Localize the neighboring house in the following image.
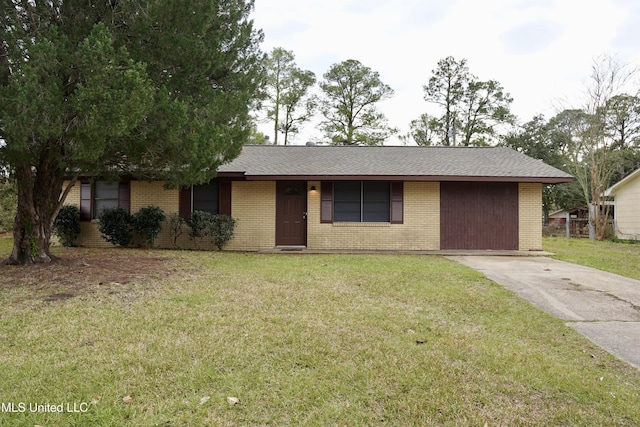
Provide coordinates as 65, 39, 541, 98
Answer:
65, 145, 573, 251
605, 167, 640, 240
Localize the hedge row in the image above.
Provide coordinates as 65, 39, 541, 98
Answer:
53, 206, 235, 250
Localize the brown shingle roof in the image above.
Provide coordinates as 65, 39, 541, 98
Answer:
218, 145, 573, 183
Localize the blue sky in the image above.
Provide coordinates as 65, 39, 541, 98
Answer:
251, 0, 640, 144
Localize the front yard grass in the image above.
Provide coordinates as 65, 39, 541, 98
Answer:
1, 243, 639, 425
544, 236, 640, 280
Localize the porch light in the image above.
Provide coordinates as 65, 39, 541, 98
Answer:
309, 185, 317, 192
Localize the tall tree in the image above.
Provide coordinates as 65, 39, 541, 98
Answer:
605, 94, 640, 150
569, 55, 637, 240
502, 114, 581, 222
401, 113, 439, 146
603, 94, 640, 182
545, 110, 590, 210
423, 56, 514, 146
0, 0, 264, 264
264, 48, 294, 145
278, 68, 317, 145
458, 79, 514, 146
319, 59, 396, 145
264, 48, 316, 145
423, 56, 469, 146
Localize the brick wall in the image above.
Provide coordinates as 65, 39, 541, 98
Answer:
130, 181, 179, 249
307, 181, 440, 250
64, 180, 81, 209
518, 182, 543, 251
63, 179, 542, 252
64, 180, 182, 248
224, 181, 276, 251
63, 180, 277, 250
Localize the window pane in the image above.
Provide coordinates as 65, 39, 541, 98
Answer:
335, 201, 361, 222
193, 181, 219, 214
334, 181, 361, 222
94, 181, 119, 218
95, 199, 118, 218
95, 181, 119, 200
363, 181, 390, 222
363, 202, 390, 222
284, 186, 300, 195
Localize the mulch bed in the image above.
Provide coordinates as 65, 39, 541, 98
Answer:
0, 245, 175, 297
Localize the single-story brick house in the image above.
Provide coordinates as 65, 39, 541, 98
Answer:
605, 167, 640, 240
65, 145, 573, 251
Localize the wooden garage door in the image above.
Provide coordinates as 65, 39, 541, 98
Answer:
440, 182, 518, 250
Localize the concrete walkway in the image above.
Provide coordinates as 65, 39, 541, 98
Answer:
261, 247, 553, 256
448, 256, 640, 369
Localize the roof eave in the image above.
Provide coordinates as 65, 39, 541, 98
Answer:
216, 172, 247, 180
605, 167, 640, 196
233, 174, 574, 184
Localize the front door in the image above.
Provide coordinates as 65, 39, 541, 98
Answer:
276, 181, 307, 246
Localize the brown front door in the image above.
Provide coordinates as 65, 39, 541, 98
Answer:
276, 181, 307, 246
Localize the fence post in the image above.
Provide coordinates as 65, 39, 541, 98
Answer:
588, 203, 595, 240
566, 212, 570, 238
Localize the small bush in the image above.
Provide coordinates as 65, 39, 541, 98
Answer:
186, 211, 236, 250
133, 205, 165, 247
187, 210, 214, 249
168, 213, 186, 249
211, 214, 236, 250
98, 207, 133, 247
53, 205, 81, 247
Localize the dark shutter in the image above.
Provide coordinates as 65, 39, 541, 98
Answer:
80, 182, 92, 221
391, 181, 403, 224
219, 182, 232, 215
118, 181, 130, 212
179, 187, 192, 220
320, 181, 333, 223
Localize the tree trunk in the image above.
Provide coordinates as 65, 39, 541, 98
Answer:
7, 161, 66, 265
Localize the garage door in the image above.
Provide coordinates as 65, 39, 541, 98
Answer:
440, 182, 518, 250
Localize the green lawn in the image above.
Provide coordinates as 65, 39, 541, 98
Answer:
544, 236, 640, 280
0, 236, 12, 254
1, 241, 639, 425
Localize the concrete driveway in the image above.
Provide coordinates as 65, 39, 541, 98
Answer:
448, 256, 640, 369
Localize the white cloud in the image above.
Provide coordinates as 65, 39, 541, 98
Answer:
501, 20, 564, 55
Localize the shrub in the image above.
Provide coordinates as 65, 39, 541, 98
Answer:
98, 207, 133, 247
186, 211, 236, 250
210, 214, 236, 250
187, 210, 214, 249
53, 205, 81, 247
168, 213, 186, 249
133, 205, 166, 247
